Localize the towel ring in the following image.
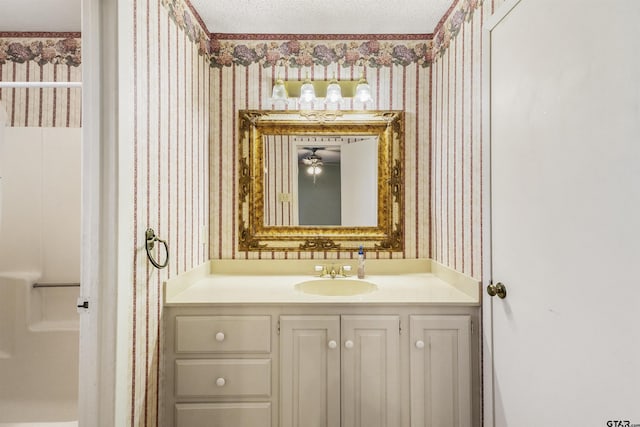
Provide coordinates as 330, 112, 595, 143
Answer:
145, 228, 169, 269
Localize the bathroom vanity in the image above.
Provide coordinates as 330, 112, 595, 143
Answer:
161, 260, 481, 427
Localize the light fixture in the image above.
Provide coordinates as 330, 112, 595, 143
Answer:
325, 73, 342, 106
307, 164, 323, 175
299, 73, 316, 106
302, 148, 323, 184
271, 74, 287, 102
270, 72, 373, 111
355, 74, 373, 104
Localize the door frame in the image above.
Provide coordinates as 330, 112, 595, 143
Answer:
481, 1, 524, 426
78, 0, 126, 424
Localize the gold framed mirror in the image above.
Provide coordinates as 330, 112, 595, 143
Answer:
238, 110, 404, 252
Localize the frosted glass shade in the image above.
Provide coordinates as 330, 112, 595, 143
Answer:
300, 80, 316, 103
355, 79, 372, 104
271, 79, 287, 101
325, 80, 342, 104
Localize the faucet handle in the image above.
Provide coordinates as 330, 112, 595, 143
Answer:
339, 265, 352, 276
315, 264, 329, 277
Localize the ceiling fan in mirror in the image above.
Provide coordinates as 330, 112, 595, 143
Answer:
301, 147, 324, 183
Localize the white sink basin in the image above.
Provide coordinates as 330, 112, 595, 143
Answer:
294, 278, 378, 296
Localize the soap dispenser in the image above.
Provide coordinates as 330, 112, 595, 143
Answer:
357, 245, 365, 279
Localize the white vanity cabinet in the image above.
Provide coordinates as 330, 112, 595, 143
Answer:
279, 315, 400, 427
163, 305, 479, 427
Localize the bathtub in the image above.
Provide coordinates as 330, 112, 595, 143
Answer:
0, 273, 79, 426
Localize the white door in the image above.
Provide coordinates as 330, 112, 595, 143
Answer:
341, 137, 378, 226
485, 0, 640, 426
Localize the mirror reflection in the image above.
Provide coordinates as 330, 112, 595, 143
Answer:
298, 145, 342, 226
263, 136, 378, 227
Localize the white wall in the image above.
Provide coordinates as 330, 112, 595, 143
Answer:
0, 104, 5, 236
0, 127, 81, 281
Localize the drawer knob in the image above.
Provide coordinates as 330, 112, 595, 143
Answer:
344, 340, 354, 349
215, 332, 225, 342
415, 340, 425, 349
216, 377, 226, 387
328, 340, 337, 349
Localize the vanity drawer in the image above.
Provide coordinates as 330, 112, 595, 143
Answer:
175, 359, 271, 398
175, 315, 271, 353
175, 402, 271, 427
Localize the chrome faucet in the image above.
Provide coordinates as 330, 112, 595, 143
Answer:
315, 264, 352, 279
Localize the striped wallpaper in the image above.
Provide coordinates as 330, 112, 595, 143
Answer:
128, 0, 210, 425
264, 134, 295, 226
0, 34, 82, 127
210, 57, 432, 260
430, 0, 504, 279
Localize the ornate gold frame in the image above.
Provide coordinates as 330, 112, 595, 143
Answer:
238, 110, 404, 252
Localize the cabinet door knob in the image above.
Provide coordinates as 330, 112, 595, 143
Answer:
216, 377, 226, 387
415, 340, 425, 349
344, 340, 354, 349
215, 332, 225, 342
328, 340, 337, 349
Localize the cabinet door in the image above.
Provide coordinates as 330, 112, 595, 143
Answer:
341, 315, 400, 427
280, 316, 341, 427
409, 315, 471, 427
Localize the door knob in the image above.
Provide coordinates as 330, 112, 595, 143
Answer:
487, 282, 507, 299
328, 340, 337, 349
344, 340, 354, 349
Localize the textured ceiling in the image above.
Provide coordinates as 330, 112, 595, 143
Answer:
0, 0, 453, 35
190, 0, 454, 35
0, 0, 81, 32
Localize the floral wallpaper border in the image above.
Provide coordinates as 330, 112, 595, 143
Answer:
162, 0, 211, 56
432, 0, 483, 57
0, 36, 81, 66
212, 33, 434, 41
210, 39, 434, 69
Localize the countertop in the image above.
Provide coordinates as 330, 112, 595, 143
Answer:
164, 259, 480, 306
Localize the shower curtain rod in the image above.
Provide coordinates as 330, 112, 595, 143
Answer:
0, 81, 82, 89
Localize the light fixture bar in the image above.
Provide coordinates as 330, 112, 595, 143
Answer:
283, 80, 360, 98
